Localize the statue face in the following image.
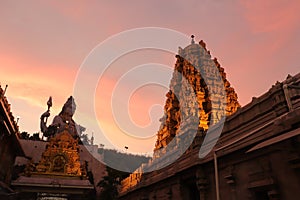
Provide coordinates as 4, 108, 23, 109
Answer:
65, 106, 75, 117
61, 97, 76, 117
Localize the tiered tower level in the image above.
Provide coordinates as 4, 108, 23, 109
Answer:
154, 37, 240, 155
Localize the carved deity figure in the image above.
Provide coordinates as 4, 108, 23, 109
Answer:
40, 96, 85, 139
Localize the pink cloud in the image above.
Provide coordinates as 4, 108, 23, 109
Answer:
240, 0, 300, 34
0, 53, 78, 111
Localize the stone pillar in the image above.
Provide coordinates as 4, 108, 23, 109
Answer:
224, 174, 236, 200
171, 183, 182, 200
167, 187, 172, 200
196, 167, 208, 200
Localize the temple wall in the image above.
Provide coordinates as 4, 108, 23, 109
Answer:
119, 70, 300, 199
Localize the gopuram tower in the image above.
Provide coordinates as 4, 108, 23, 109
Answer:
119, 37, 241, 195
153, 36, 240, 157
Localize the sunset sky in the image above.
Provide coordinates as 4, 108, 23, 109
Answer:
1, 0, 300, 154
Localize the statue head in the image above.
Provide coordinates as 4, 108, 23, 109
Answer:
59, 96, 76, 117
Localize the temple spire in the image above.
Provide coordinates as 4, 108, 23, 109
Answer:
154, 38, 240, 157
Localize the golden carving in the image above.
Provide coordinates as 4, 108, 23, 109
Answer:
28, 129, 84, 177
154, 39, 240, 156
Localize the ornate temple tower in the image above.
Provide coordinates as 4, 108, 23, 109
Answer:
154, 36, 240, 156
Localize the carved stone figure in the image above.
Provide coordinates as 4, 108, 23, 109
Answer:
40, 96, 85, 139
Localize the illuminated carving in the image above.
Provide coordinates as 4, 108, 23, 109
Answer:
154, 39, 240, 155
27, 128, 84, 177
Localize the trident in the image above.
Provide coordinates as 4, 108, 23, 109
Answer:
45, 96, 52, 124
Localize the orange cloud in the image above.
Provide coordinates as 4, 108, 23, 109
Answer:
0, 53, 78, 130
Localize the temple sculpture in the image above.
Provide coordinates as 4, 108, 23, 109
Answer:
40, 96, 85, 139
12, 96, 95, 199
23, 96, 87, 177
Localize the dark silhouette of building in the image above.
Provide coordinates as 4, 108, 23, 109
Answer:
0, 85, 24, 199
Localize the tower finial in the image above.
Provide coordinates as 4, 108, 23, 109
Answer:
191, 35, 195, 44
91, 132, 94, 145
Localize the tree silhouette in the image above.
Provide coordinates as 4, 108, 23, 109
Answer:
97, 166, 129, 200
20, 131, 29, 139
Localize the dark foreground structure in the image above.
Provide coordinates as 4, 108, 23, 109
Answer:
119, 39, 300, 200
0, 85, 24, 199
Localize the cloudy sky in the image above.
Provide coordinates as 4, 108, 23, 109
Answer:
1, 0, 300, 154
